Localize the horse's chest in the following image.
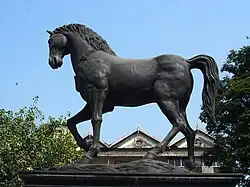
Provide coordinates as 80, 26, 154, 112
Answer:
74, 75, 89, 99
75, 58, 109, 88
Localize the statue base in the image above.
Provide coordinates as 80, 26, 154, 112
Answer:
19, 159, 243, 187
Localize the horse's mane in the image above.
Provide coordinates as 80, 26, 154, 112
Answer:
52, 23, 116, 56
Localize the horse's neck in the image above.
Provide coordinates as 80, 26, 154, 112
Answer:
67, 33, 92, 73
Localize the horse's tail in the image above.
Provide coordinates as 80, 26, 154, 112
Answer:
187, 55, 220, 125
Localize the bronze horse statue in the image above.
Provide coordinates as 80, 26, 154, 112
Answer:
46, 24, 219, 169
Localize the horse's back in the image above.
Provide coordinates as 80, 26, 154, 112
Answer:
92, 52, 158, 90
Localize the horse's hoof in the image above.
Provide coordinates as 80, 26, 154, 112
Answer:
79, 154, 94, 164
184, 161, 198, 171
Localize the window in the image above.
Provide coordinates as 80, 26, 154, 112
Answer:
169, 158, 175, 165
175, 159, 181, 166
168, 157, 182, 167
135, 139, 143, 147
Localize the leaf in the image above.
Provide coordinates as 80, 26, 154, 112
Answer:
0, 97, 83, 186
200, 45, 250, 184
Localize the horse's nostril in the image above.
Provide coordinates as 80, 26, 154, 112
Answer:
53, 57, 57, 63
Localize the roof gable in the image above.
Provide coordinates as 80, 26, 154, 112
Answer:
109, 128, 160, 148
170, 129, 215, 148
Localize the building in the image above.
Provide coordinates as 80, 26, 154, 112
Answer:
83, 127, 219, 173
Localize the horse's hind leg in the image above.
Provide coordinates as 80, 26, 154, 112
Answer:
143, 99, 196, 169
143, 81, 196, 169
143, 100, 182, 159
181, 113, 196, 169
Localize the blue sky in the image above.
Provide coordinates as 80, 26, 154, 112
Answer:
1, 0, 249, 143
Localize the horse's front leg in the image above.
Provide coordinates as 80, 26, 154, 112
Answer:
81, 85, 107, 164
67, 104, 92, 151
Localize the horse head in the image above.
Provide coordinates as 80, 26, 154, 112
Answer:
47, 30, 69, 69
46, 24, 116, 70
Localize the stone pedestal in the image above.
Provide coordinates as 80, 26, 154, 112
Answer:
19, 170, 243, 187
19, 159, 243, 187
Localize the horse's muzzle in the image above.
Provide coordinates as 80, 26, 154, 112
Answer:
48, 56, 63, 69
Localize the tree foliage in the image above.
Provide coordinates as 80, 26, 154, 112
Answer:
0, 97, 83, 186
199, 45, 250, 184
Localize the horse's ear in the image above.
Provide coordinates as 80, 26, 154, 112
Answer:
46, 30, 53, 35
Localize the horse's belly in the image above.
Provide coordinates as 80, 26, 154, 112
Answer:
108, 89, 155, 107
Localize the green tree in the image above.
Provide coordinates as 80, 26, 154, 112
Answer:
0, 97, 83, 186
199, 45, 250, 185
